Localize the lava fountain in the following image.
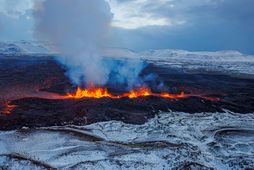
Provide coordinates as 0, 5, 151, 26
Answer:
65, 86, 186, 99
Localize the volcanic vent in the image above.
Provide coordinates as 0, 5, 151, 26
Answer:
64, 86, 185, 99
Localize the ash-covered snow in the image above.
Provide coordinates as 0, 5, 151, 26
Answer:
0, 111, 253, 169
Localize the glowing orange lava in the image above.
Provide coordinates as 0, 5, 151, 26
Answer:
65, 87, 118, 99
123, 87, 152, 98
2, 101, 17, 115
65, 86, 186, 99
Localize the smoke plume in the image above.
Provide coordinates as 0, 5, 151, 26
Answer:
33, 0, 146, 88
34, 0, 113, 85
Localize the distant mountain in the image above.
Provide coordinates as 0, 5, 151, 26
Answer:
1, 41, 253, 76
138, 49, 254, 77
0, 41, 51, 55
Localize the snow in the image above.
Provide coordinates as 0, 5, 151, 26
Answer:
139, 49, 254, 76
0, 111, 253, 169
0, 41, 51, 55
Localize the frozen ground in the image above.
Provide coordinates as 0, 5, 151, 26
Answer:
0, 111, 253, 169
139, 49, 254, 78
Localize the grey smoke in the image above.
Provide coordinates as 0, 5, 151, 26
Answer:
33, 0, 111, 85
33, 0, 146, 88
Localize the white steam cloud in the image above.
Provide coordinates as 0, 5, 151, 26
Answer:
33, 0, 146, 88
34, 0, 113, 85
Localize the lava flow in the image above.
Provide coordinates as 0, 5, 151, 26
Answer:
65, 87, 186, 99
1, 101, 17, 115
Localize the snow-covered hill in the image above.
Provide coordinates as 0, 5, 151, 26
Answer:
138, 49, 254, 76
1, 41, 254, 76
103, 48, 254, 77
0, 41, 50, 54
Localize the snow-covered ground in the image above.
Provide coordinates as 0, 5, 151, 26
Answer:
0, 111, 253, 169
0, 41, 50, 54
139, 49, 254, 77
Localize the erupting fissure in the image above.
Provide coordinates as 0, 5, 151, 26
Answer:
65, 87, 186, 99
2, 102, 17, 115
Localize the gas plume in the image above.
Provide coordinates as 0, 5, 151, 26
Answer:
34, 0, 144, 87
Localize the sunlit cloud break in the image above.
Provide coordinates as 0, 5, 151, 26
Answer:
106, 0, 177, 29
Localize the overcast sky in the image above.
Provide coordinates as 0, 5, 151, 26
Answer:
0, 0, 253, 54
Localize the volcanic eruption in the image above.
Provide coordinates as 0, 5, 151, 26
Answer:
64, 86, 186, 99
32, 0, 188, 101
1, 0, 254, 169
33, 0, 145, 88
0, 0, 227, 124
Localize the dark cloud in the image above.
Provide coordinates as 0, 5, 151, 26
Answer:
0, 0, 253, 54
110, 0, 254, 54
